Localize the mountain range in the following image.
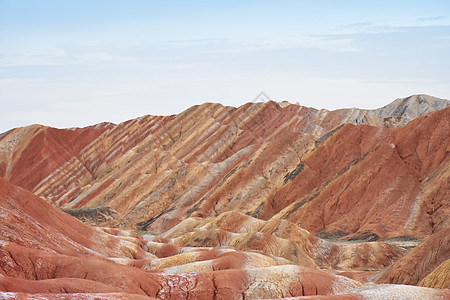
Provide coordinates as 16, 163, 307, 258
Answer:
0, 94, 449, 299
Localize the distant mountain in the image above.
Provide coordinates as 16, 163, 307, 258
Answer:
366, 94, 450, 125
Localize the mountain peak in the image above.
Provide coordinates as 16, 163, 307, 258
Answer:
367, 94, 450, 123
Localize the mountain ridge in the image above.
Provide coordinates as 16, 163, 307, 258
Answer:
0, 94, 448, 240
1, 94, 448, 136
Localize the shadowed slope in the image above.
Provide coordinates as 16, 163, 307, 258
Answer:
0, 177, 151, 259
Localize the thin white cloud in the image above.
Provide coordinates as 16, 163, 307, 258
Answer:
160, 35, 361, 54
0, 33, 361, 69
0, 51, 134, 67
336, 22, 402, 34
418, 16, 446, 22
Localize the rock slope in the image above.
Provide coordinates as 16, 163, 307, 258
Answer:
419, 259, 450, 289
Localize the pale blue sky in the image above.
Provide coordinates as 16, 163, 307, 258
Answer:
1, 0, 449, 132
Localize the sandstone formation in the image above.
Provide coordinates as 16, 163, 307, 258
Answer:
270, 106, 450, 240
0, 293, 156, 299
0, 94, 449, 299
153, 211, 406, 272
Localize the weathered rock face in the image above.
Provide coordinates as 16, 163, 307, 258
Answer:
333, 242, 406, 271
0, 293, 156, 300
62, 206, 121, 227
0, 178, 150, 259
0, 123, 113, 192
155, 211, 406, 273
0, 170, 441, 299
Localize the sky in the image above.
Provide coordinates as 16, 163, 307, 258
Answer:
1, 0, 450, 132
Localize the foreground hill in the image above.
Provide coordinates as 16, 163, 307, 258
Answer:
1, 176, 450, 299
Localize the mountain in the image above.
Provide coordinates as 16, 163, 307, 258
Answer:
0, 94, 449, 299
1, 95, 448, 240
366, 94, 450, 124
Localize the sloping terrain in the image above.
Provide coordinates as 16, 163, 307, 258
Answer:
0, 94, 449, 299
0, 123, 113, 192
270, 106, 450, 240
1, 176, 449, 299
